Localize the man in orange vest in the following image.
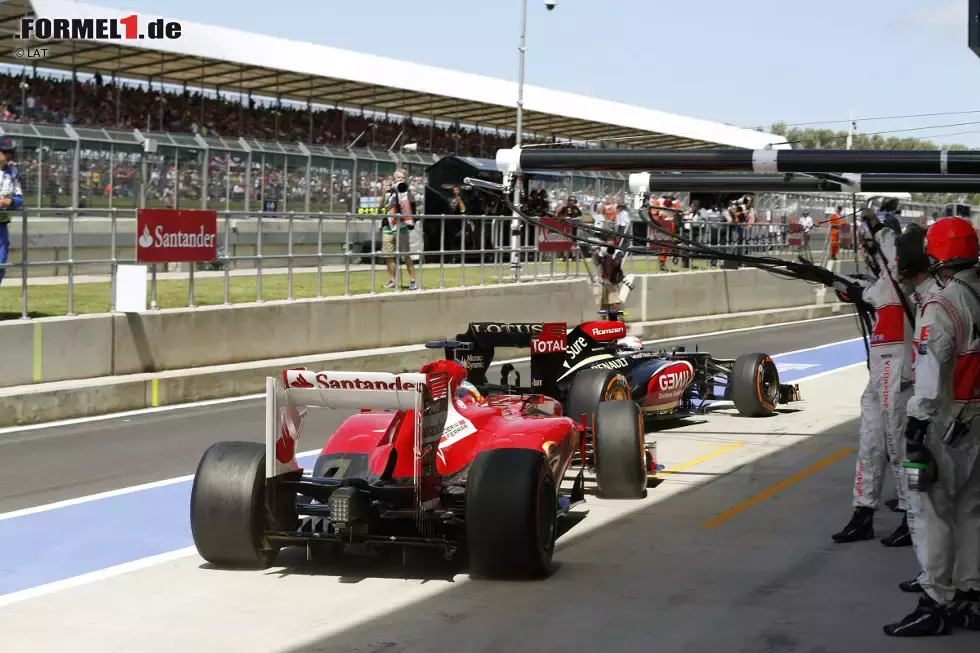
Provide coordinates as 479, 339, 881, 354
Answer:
651, 193, 680, 269
830, 205, 844, 259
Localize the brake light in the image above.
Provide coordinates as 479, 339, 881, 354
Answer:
275, 428, 295, 465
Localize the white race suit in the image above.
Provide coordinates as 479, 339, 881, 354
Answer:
853, 226, 914, 511
906, 268, 980, 605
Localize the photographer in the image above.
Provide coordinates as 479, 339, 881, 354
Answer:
382, 168, 418, 290
592, 237, 626, 312
558, 195, 584, 261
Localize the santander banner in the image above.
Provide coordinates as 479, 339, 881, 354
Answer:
537, 217, 574, 253
136, 209, 218, 263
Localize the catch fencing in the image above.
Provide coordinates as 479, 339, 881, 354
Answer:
0, 207, 853, 320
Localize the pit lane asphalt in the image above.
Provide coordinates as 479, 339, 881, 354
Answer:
0, 315, 861, 514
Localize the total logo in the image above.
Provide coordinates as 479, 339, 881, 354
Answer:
532, 334, 567, 354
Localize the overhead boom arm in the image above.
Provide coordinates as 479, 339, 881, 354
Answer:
496, 146, 980, 175
628, 172, 980, 194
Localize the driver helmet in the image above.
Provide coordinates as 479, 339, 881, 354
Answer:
456, 380, 483, 405
617, 335, 643, 352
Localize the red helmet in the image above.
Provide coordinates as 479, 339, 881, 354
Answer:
925, 217, 979, 268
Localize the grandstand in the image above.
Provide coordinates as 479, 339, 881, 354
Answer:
1, 0, 788, 152
0, 0, 794, 218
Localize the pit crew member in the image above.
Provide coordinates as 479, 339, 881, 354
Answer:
831, 202, 915, 548
884, 216, 980, 637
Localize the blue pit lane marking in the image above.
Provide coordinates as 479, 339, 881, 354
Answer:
0, 453, 314, 597
772, 338, 867, 383
0, 338, 868, 598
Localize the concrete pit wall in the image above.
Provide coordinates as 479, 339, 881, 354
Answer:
0, 269, 833, 389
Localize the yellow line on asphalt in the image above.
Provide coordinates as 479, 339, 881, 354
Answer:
651, 441, 748, 479
151, 378, 159, 407
32, 322, 41, 382
700, 447, 856, 529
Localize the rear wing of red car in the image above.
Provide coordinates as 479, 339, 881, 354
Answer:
266, 369, 448, 510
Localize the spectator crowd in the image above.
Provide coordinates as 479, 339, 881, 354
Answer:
0, 70, 523, 158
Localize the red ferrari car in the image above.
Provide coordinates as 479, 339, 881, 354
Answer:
189, 354, 653, 580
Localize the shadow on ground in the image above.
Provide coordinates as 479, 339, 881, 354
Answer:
264, 416, 979, 653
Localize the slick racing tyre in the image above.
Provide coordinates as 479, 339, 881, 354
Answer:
593, 400, 647, 499
566, 368, 632, 428
731, 353, 779, 417
190, 441, 282, 569
466, 448, 558, 579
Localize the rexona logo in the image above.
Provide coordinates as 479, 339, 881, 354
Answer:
136, 209, 217, 264
565, 336, 590, 361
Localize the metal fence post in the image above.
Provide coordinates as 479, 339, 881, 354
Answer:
287, 213, 294, 300
256, 213, 263, 302
439, 216, 445, 289
223, 214, 231, 305
67, 209, 75, 316
20, 208, 28, 320
109, 209, 118, 312
317, 215, 324, 297
188, 262, 195, 307
343, 214, 350, 296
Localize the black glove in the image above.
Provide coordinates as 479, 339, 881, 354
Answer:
904, 416, 930, 457
833, 280, 867, 305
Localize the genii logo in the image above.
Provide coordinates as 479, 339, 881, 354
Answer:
646, 361, 695, 405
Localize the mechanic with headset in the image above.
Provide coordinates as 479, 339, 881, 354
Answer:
0, 137, 23, 287
831, 199, 916, 549
882, 216, 980, 637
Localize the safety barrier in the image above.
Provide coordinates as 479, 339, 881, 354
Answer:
0, 266, 842, 390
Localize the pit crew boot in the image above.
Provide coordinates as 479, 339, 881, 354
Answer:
880, 514, 912, 547
899, 578, 924, 593
832, 507, 874, 543
885, 497, 901, 512
883, 595, 953, 637
949, 590, 980, 631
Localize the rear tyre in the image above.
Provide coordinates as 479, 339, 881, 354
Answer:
190, 441, 281, 568
566, 368, 632, 428
731, 353, 779, 417
466, 448, 558, 579
593, 400, 647, 499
